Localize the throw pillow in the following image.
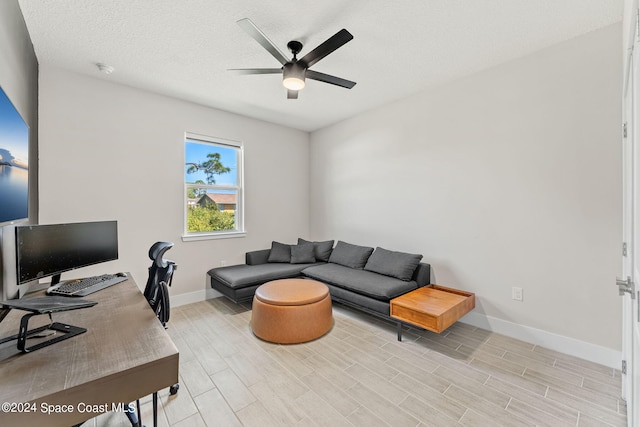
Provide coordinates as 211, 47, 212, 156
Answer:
328, 241, 374, 269
290, 242, 316, 264
267, 241, 292, 263
298, 238, 334, 262
364, 247, 423, 281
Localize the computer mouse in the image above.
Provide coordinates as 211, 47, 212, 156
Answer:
116, 272, 127, 277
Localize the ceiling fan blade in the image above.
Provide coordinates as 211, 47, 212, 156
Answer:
298, 29, 353, 69
306, 70, 356, 89
287, 90, 298, 99
237, 18, 290, 65
228, 68, 282, 75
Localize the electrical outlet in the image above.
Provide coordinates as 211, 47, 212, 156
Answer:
220, 260, 227, 266
512, 287, 523, 301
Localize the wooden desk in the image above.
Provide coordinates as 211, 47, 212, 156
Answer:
0, 277, 179, 427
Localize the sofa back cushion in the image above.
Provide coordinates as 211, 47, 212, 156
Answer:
364, 247, 423, 281
290, 241, 317, 264
328, 241, 374, 269
298, 238, 334, 262
267, 241, 292, 263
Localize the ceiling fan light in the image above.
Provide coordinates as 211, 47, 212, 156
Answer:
283, 63, 306, 90
283, 77, 305, 90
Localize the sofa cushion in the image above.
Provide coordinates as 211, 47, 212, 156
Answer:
323, 283, 390, 315
291, 242, 316, 264
298, 238, 334, 262
303, 263, 417, 301
364, 247, 423, 281
208, 263, 316, 289
328, 241, 374, 269
268, 241, 292, 263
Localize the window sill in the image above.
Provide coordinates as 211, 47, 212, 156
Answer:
182, 231, 247, 242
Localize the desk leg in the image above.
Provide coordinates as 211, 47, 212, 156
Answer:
136, 400, 141, 425
397, 322, 402, 341
153, 391, 158, 427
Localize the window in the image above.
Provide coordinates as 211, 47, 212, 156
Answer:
183, 133, 244, 240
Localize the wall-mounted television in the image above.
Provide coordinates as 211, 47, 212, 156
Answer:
0, 86, 29, 225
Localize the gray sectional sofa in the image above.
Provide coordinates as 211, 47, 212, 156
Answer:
207, 239, 431, 318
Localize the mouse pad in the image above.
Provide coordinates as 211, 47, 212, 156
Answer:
0, 296, 98, 313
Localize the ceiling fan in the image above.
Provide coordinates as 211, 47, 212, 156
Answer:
230, 18, 356, 99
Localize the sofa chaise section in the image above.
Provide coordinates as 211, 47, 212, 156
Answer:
208, 248, 323, 303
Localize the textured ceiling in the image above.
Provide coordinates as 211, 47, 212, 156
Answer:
18, 0, 623, 132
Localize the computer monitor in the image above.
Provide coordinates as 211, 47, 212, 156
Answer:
15, 221, 118, 286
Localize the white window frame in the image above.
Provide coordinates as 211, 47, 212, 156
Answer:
182, 132, 245, 241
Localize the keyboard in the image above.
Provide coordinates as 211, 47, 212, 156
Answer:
46, 274, 128, 297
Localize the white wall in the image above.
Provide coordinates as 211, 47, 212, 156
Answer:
36, 23, 622, 364
310, 24, 623, 356
38, 67, 310, 299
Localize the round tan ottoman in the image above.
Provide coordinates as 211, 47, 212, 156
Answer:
251, 279, 333, 344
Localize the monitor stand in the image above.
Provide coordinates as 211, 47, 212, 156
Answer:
50, 273, 62, 286
0, 296, 97, 353
0, 312, 86, 352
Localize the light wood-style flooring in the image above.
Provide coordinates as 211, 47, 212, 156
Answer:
93, 297, 627, 426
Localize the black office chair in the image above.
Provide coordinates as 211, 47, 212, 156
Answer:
144, 241, 176, 328
127, 242, 179, 427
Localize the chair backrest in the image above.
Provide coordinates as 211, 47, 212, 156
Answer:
144, 242, 176, 326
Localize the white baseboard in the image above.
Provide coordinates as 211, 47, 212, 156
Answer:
459, 311, 621, 369
169, 290, 621, 369
171, 288, 221, 307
